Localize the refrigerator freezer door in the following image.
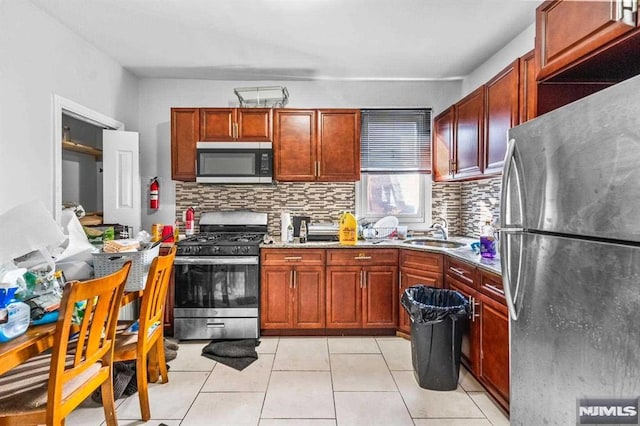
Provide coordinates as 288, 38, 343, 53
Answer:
507, 73, 640, 243
508, 232, 640, 425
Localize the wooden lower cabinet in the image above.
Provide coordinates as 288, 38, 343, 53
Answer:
398, 250, 444, 334
260, 249, 326, 330
398, 268, 443, 334
478, 292, 510, 406
261, 264, 325, 329
446, 278, 480, 374
325, 265, 398, 329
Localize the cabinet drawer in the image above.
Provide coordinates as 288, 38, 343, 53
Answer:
261, 249, 325, 265
479, 270, 505, 304
326, 249, 398, 266
399, 250, 443, 273
445, 257, 477, 288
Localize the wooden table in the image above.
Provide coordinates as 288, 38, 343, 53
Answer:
0, 323, 57, 376
0, 290, 143, 376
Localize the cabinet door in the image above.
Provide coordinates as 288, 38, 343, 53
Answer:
485, 60, 520, 175
326, 266, 362, 328
447, 278, 479, 374
399, 267, 443, 334
317, 109, 361, 182
200, 108, 235, 141
536, 0, 637, 80
273, 109, 317, 181
292, 266, 326, 329
237, 108, 272, 141
478, 293, 510, 403
432, 107, 454, 181
454, 87, 484, 178
362, 266, 398, 328
260, 266, 293, 329
519, 50, 537, 123
171, 108, 199, 182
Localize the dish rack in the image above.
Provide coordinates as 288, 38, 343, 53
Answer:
363, 227, 398, 241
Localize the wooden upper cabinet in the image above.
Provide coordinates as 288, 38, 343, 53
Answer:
237, 109, 272, 141
200, 108, 272, 141
171, 108, 199, 182
484, 59, 520, 175
317, 109, 361, 182
536, 0, 638, 80
200, 108, 235, 141
454, 86, 484, 179
274, 109, 317, 181
274, 109, 360, 182
432, 107, 454, 182
519, 50, 537, 123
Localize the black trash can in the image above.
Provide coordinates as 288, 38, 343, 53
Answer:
401, 285, 470, 391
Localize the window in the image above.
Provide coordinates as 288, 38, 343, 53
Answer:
356, 109, 432, 229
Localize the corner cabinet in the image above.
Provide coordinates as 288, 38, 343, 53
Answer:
433, 87, 484, 181
398, 250, 444, 334
171, 108, 199, 182
274, 109, 360, 182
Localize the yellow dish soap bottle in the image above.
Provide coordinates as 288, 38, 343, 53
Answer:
339, 211, 358, 245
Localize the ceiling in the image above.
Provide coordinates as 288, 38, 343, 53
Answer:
31, 0, 540, 81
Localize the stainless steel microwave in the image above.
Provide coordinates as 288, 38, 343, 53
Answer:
196, 142, 273, 183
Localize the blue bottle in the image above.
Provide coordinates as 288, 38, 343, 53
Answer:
479, 221, 496, 258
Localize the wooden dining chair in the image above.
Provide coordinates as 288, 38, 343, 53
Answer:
113, 245, 176, 421
0, 261, 131, 426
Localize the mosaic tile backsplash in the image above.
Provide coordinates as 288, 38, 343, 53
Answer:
175, 176, 502, 238
460, 177, 502, 238
175, 182, 355, 235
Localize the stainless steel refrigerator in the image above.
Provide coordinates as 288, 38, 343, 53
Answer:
501, 73, 640, 425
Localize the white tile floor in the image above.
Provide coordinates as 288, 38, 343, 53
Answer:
67, 336, 510, 426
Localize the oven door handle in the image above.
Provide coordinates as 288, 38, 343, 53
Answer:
174, 256, 259, 265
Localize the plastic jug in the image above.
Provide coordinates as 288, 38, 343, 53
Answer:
339, 212, 358, 246
0, 289, 30, 342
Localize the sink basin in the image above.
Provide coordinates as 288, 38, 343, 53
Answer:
404, 239, 466, 249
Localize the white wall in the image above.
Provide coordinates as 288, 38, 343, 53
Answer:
461, 24, 535, 98
0, 0, 139, 216
137, 79, 462, 231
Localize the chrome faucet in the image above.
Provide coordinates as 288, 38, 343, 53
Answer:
430, 217, 449, 240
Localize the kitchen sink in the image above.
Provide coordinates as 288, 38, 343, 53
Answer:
404, 239, 466, 249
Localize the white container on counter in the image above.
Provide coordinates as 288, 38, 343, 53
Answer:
280, 212, 292, 243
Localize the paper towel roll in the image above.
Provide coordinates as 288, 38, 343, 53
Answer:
280, 212, 291, 243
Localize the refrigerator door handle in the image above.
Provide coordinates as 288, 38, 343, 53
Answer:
500, 138, 524, 321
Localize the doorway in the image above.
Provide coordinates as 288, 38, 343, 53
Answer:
53, 95, 124, 224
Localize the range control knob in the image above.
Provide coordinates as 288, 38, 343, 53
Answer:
231, 246, 239, 254
242, 246, 250, 254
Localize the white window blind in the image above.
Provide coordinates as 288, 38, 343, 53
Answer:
360, 109, 432, 172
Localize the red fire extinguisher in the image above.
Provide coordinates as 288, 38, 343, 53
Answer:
185, 206, 195, 236
149, 177, 159, 209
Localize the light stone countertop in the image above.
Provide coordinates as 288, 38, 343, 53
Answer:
261, 236, 501, 276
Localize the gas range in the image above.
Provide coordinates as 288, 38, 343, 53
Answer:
175, 211, 267, 257
176, 232, 264, 256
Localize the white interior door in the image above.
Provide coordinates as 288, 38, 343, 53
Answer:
103, 130, 141, 235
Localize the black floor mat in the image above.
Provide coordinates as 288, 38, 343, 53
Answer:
201, 339, 260, 371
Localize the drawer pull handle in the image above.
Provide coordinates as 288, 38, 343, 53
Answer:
450, 267, 467, 275
354, 256, 372, 260
484, 283, 504, 294
284, 256, 303, 261
206, 322, 225, 328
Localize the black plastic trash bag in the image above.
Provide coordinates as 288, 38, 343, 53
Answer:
401, 285, 470, 391
401, 285, 470, 324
